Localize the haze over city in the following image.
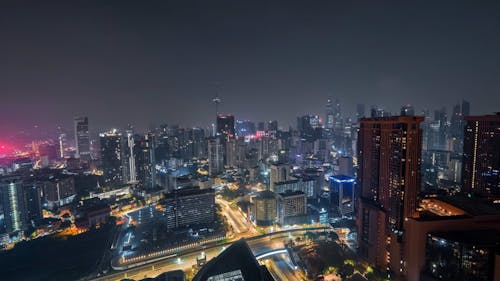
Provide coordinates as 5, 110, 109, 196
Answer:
1, 1, 500, 281
1, 0, 500, 134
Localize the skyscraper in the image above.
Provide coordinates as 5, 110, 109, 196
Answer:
134, 132, 156, 189
325, 98, 334, 130
269, 163, 290, 190
329, 175, 355, 216
74, 116, 91, 161
357, 115, 423, 274
216, 114, 235, 140
125, 130, 136, 182
356, 103, 366, 119
99, 130, 124, 184
462, 114, 500, 197
207, 137, 224, 176
0, 176, 27, 233
400, 104, 415, 116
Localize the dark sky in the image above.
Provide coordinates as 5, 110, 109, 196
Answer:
1, 0, 499, 135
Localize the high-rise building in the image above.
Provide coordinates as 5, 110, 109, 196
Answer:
462, 114, 500, 197
326, 98, 334, 130
216, 114, 235, 140
124, 130, 136, 182
235, 120, 256, 137
276, 190, 307, 225
424, 230, 500, 281
269, 163, 290, 190
74, 116, 91, 161
338, 156, 354, 177
450, 101, 470, 139
58, 133, 67, 159
400, 104, 415, 116
329, 175, 355, 216
41, 174, 76, 207
134, 132, 156, 189
207, 137, 224, 176
0, 176, 27, 233
162, 187, 215, 230
370, 106, 387, 118
253, 190, 277, 226
357, 115, 423, 274
99, 130, 124, 184
356, 103, 366, 119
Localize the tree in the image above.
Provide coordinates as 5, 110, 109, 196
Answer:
338, 263, 354, 278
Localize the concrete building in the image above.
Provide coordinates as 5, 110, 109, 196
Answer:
74, 116, 91, 161
357, 116, 424, 276
329, 175, 355, 217
269, 163, 290, 190
277, 190, 307, 225
208, 137, 224, 176
253, 190, 277, 226
162, 187, 215, 230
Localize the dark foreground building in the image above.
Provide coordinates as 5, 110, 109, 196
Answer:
462, 114, 500, 197
193, 240, 274, 281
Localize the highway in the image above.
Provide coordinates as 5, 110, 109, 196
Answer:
216, 198, 257, 237
92, 234, 289, 281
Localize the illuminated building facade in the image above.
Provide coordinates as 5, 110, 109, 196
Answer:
269, 163, 290, 190
329, 175, 355, 216
462, 114, 500, 197
276, 190, 307, 225
0, 176, 27, 233
424, 230, 499, 281
357, 116, 423, 276
134, 132, 156, 189
162, 187, 215, 230
253, 190, 277, 226
216, 114, 235, 140
74, 116, 91, 161
207, 137, 224, 176
99, 130, 124, 184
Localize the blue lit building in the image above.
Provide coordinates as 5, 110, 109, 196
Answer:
329, 175, 355, 217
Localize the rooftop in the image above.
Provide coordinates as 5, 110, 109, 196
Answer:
193, 240, 274, 281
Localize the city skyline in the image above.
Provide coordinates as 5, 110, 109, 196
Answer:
1, 1, 500, 134
1, 1, 500, 281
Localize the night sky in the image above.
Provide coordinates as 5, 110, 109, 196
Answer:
1, 0, 500, 135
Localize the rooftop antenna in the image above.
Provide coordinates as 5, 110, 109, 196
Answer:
212, 82, 222, 118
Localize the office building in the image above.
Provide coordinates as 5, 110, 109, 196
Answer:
41, 174, 76, 207
338, 156, 354, 177
356, 103, 366, 119
207, 137, 224, 176
462, 114, 500, 197
401, 104, 415, 116
99, 130, 124, 184
269, 163, 290, 190
277, 190, 307, 225
134, 132, 156, 189
357, 116, 424, 275
329, 175, 355, 216
74, 116, 91, 161
253, 190, 277, 226
326, 98, 334, 130
162, 187, 215, 230
216, 114, 235, 140
0, 176, 27, 233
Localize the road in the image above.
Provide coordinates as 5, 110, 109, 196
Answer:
92, 234, 290, 281
263, 255, 302, 281
216, 198, 257, 237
